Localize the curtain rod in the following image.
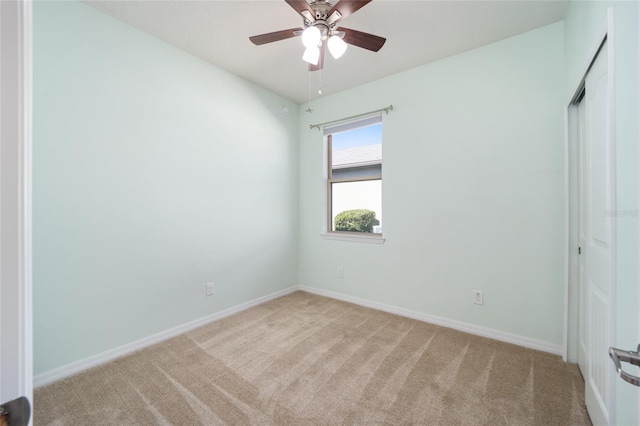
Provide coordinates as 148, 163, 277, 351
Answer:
309, 105, 393, 130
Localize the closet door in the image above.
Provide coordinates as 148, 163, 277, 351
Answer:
577, 40, 612, 426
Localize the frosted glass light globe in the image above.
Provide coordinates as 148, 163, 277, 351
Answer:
328, 35, 347, 59
301, 26, 321, 48
302, 46, 320, 65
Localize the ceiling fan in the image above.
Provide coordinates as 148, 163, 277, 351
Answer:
249, 0, 386, 71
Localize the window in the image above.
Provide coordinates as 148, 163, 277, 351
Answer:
325, 115, 382, 236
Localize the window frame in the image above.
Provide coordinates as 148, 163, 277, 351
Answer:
324, 116, 383, 239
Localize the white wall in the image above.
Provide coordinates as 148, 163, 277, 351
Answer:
564, 1, 639, 424
33, 1, 299, 375
299, 23, 566, 349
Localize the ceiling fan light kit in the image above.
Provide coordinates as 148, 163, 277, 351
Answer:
249, 0, 386, 71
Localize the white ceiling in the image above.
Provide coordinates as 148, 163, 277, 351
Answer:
84, 0, 568, 104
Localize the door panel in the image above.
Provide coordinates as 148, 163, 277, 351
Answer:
589, 287, 609, 411
578, 40, 612, 426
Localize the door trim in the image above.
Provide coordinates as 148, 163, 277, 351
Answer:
637, 2, 640, 421
0, 0, 33, 416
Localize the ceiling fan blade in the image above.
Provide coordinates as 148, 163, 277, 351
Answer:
249, 28, 304, 45
309, 42, 325, 72
340, 27, 386, 52
328, 0, 372, 22
285, 0, 315, 19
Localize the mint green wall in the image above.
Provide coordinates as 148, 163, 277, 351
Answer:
298, 23, 566, 347
565, 2, 639, 424
33, 1, 298, 374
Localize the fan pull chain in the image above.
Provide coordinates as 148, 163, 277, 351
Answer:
307, 70, 311, 104
306, 65, 321, 110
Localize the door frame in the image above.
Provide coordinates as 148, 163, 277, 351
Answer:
638, 2, 640, 421
564, 7, 616, 425
0, 0, 33, 417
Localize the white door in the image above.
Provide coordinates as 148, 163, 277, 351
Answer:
577, 40, 613, 426
0, 0, 33, 422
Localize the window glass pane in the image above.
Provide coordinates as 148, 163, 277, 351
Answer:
331, 180, 382, 233
331, 123, 382, 179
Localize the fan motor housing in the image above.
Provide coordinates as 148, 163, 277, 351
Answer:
310, 1, 331, 19
304, 1, 339, 34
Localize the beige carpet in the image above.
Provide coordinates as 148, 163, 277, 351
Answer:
34, 291, 591, 425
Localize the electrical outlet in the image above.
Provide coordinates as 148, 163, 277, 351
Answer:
205, 282, 214, 296
473, 290, 484, 305
337, 267, 344, 278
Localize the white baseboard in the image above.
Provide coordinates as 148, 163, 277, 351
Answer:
298, 285, 563, 356
35, 283, 563, 388
34, 286, 298, 388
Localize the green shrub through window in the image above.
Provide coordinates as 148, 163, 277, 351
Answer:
334, 209, 380, 233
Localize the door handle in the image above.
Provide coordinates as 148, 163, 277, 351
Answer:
0, 396, 30, 426
609, 344, 640, 386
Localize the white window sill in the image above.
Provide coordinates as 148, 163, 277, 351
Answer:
320, 233, 385, 244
